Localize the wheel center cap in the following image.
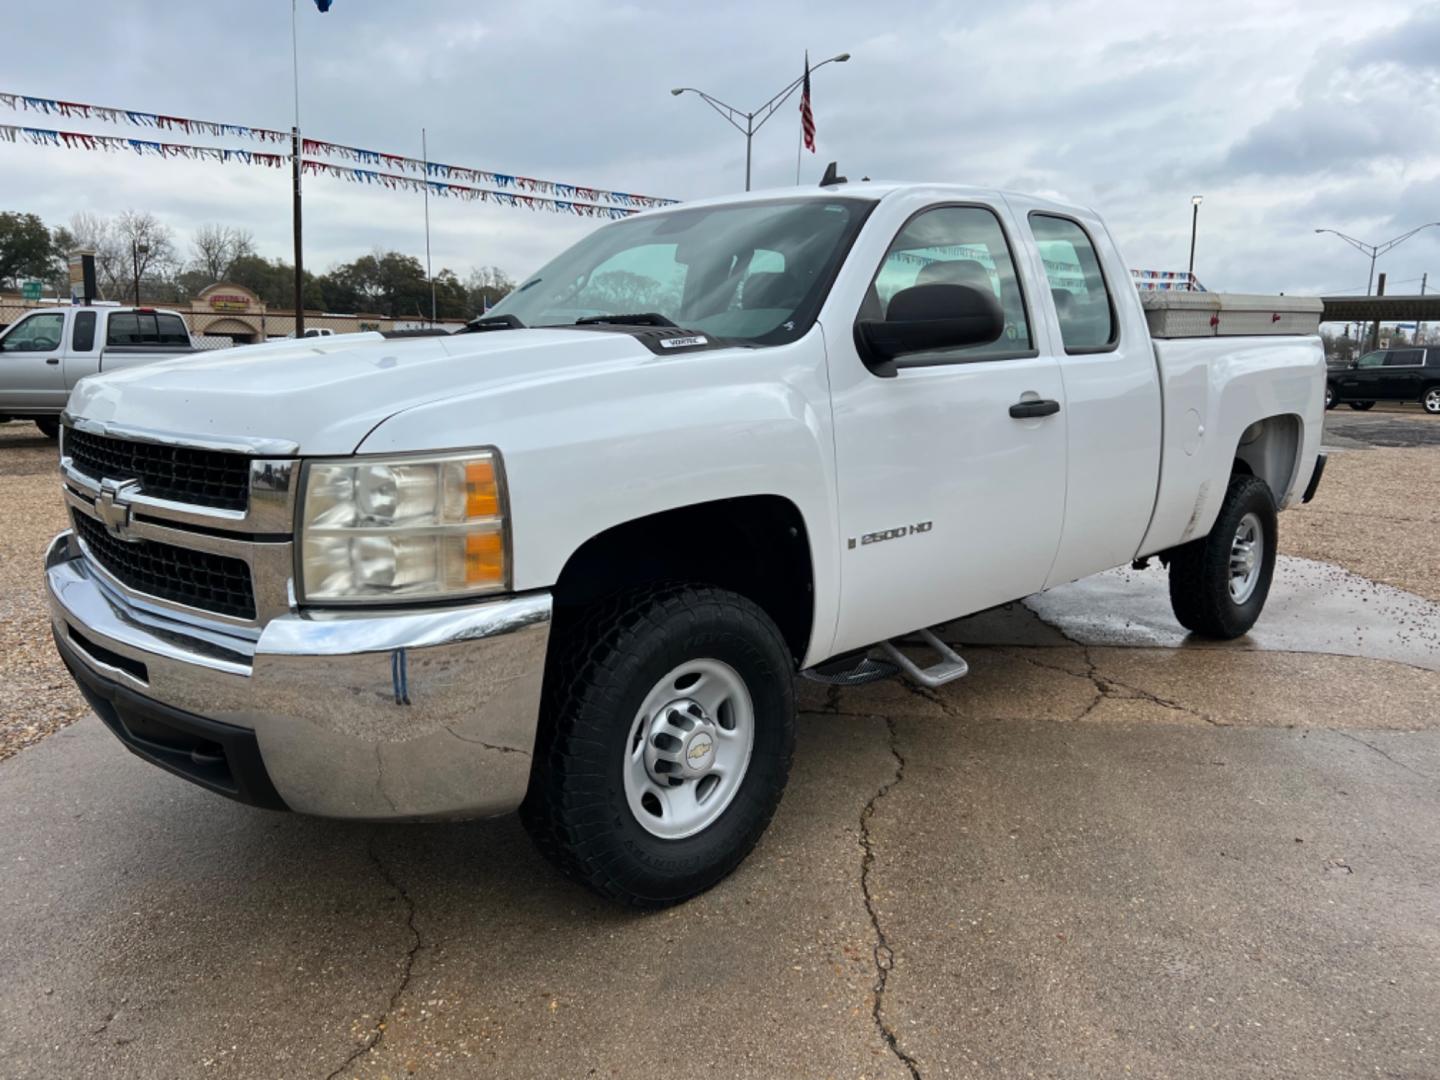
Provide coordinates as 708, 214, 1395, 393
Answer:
684, 731, 715, 770
643, 699, 720, 784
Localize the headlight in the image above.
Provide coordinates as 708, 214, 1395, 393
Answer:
298, 450, 508, 603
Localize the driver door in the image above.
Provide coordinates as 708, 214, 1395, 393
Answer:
1335, 350, 1385, 401
825, 202, 1067, 653
0, 311, 69, 411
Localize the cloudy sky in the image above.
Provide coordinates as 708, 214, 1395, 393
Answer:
6, 0, 1440, 296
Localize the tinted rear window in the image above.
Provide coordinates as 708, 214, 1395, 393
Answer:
106, 312, 189, 347
1383, 349, 1424, 367
156, 314, 189, 345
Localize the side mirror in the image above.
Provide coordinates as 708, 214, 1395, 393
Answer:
855, 283, 1005, 373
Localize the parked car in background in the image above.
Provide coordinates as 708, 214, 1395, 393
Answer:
1326, 346, 1440, 413
45, 181, 1325, 906
0, 306, 195, 438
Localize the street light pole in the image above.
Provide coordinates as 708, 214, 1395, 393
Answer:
672, 52, 851, 191
1315, 223, 1440, 351
1187, 195, 1202, 291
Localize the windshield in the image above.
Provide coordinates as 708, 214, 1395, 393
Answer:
488, 197, 872, 345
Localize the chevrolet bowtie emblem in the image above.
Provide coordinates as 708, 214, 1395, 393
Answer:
95, 479, 140, 541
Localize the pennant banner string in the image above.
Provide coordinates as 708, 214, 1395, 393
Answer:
0, 90, 676, 208
0, 123, 642, 219
300, 159, 640, 219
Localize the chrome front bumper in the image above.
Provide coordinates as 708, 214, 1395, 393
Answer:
45, 531, 552, 820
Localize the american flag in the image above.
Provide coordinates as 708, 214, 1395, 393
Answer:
800, 53, 816, 153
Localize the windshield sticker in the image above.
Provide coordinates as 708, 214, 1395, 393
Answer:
659, 335, 708, 349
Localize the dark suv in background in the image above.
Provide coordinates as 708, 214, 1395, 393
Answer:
1326, 346, 1440, 414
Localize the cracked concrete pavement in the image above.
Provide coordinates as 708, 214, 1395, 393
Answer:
3, 409, 1440, 1078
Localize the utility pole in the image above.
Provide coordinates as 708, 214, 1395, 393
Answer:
1371, 272, 1386, 352
1418, 272, 1429, 345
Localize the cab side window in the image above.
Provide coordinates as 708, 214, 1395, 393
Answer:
1, 312, 65, 352
868, 205, 1031, 362
1029, 214, 1117, 352
72, 310, 97, 352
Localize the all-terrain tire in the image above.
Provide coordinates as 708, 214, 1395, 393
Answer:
1168, 474, 1277, 639
521, 585, 795, 908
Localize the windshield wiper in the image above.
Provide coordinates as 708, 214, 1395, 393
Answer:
460, 314, 526, 333
573, 312, 678, 328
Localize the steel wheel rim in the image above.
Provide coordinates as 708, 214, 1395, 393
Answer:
1228, 512, 1263, 604
623, 658, 755, 840
1426, 388, 1440, 413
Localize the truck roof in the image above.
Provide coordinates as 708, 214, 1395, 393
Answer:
642, 180, 1094, 219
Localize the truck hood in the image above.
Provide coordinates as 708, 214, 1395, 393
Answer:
66, 329, 663, 455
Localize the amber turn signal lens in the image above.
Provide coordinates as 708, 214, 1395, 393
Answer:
465, 459, 500, 519
465, 529, 504, 584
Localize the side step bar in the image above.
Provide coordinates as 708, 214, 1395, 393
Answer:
880, 629, 969, 689
803, 628, 970, 690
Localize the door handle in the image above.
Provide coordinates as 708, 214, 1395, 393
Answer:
45, 357, 60, 365
1009, 398, 1061, 419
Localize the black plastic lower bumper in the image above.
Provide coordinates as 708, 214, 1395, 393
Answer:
54, 628, 288, 811
1302, 452, 1327, 504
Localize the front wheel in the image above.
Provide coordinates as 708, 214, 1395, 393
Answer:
1324, 384, 1337, 410
522, 585, 795, 907
1424, 386, 1440, 415
1168, 474, 1278, 639
34, 417, 59, 439
1348, 400, 1375, 411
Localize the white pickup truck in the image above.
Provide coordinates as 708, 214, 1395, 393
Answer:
45, 181, 1326, 906
0, 305, 194, 438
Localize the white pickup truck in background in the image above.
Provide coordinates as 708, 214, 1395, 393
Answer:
0, 305, 194, 438
44, 180, 1326, 906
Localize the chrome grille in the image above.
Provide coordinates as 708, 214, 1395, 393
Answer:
65, 428, 251, 511
72, 511, 258, 620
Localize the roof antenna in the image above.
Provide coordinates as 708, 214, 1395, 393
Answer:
819, 161, 847, 187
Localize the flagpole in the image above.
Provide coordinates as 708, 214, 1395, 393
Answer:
290, 0, 305, 336
422, 127, 435, 326
797, 51, 806, 184
795, 118, 803, 184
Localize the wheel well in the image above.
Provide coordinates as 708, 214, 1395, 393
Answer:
1234, 414, 1300, 504
551, 496, 815, 665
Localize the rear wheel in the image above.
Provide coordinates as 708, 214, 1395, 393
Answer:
1324, 384, 1337, 410
1424, 386, 1440, 415
34, 417, 59, 439
522, 585, 795, 907
1168, 474, 1277, 639
1347, 400, 1375, 411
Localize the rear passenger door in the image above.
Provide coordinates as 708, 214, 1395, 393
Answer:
1380, 348, 1425, 401
1018, 206, 1162, 587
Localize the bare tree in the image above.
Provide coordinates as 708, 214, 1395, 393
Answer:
114, 211, 177, 296
190, 223, 256, 283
